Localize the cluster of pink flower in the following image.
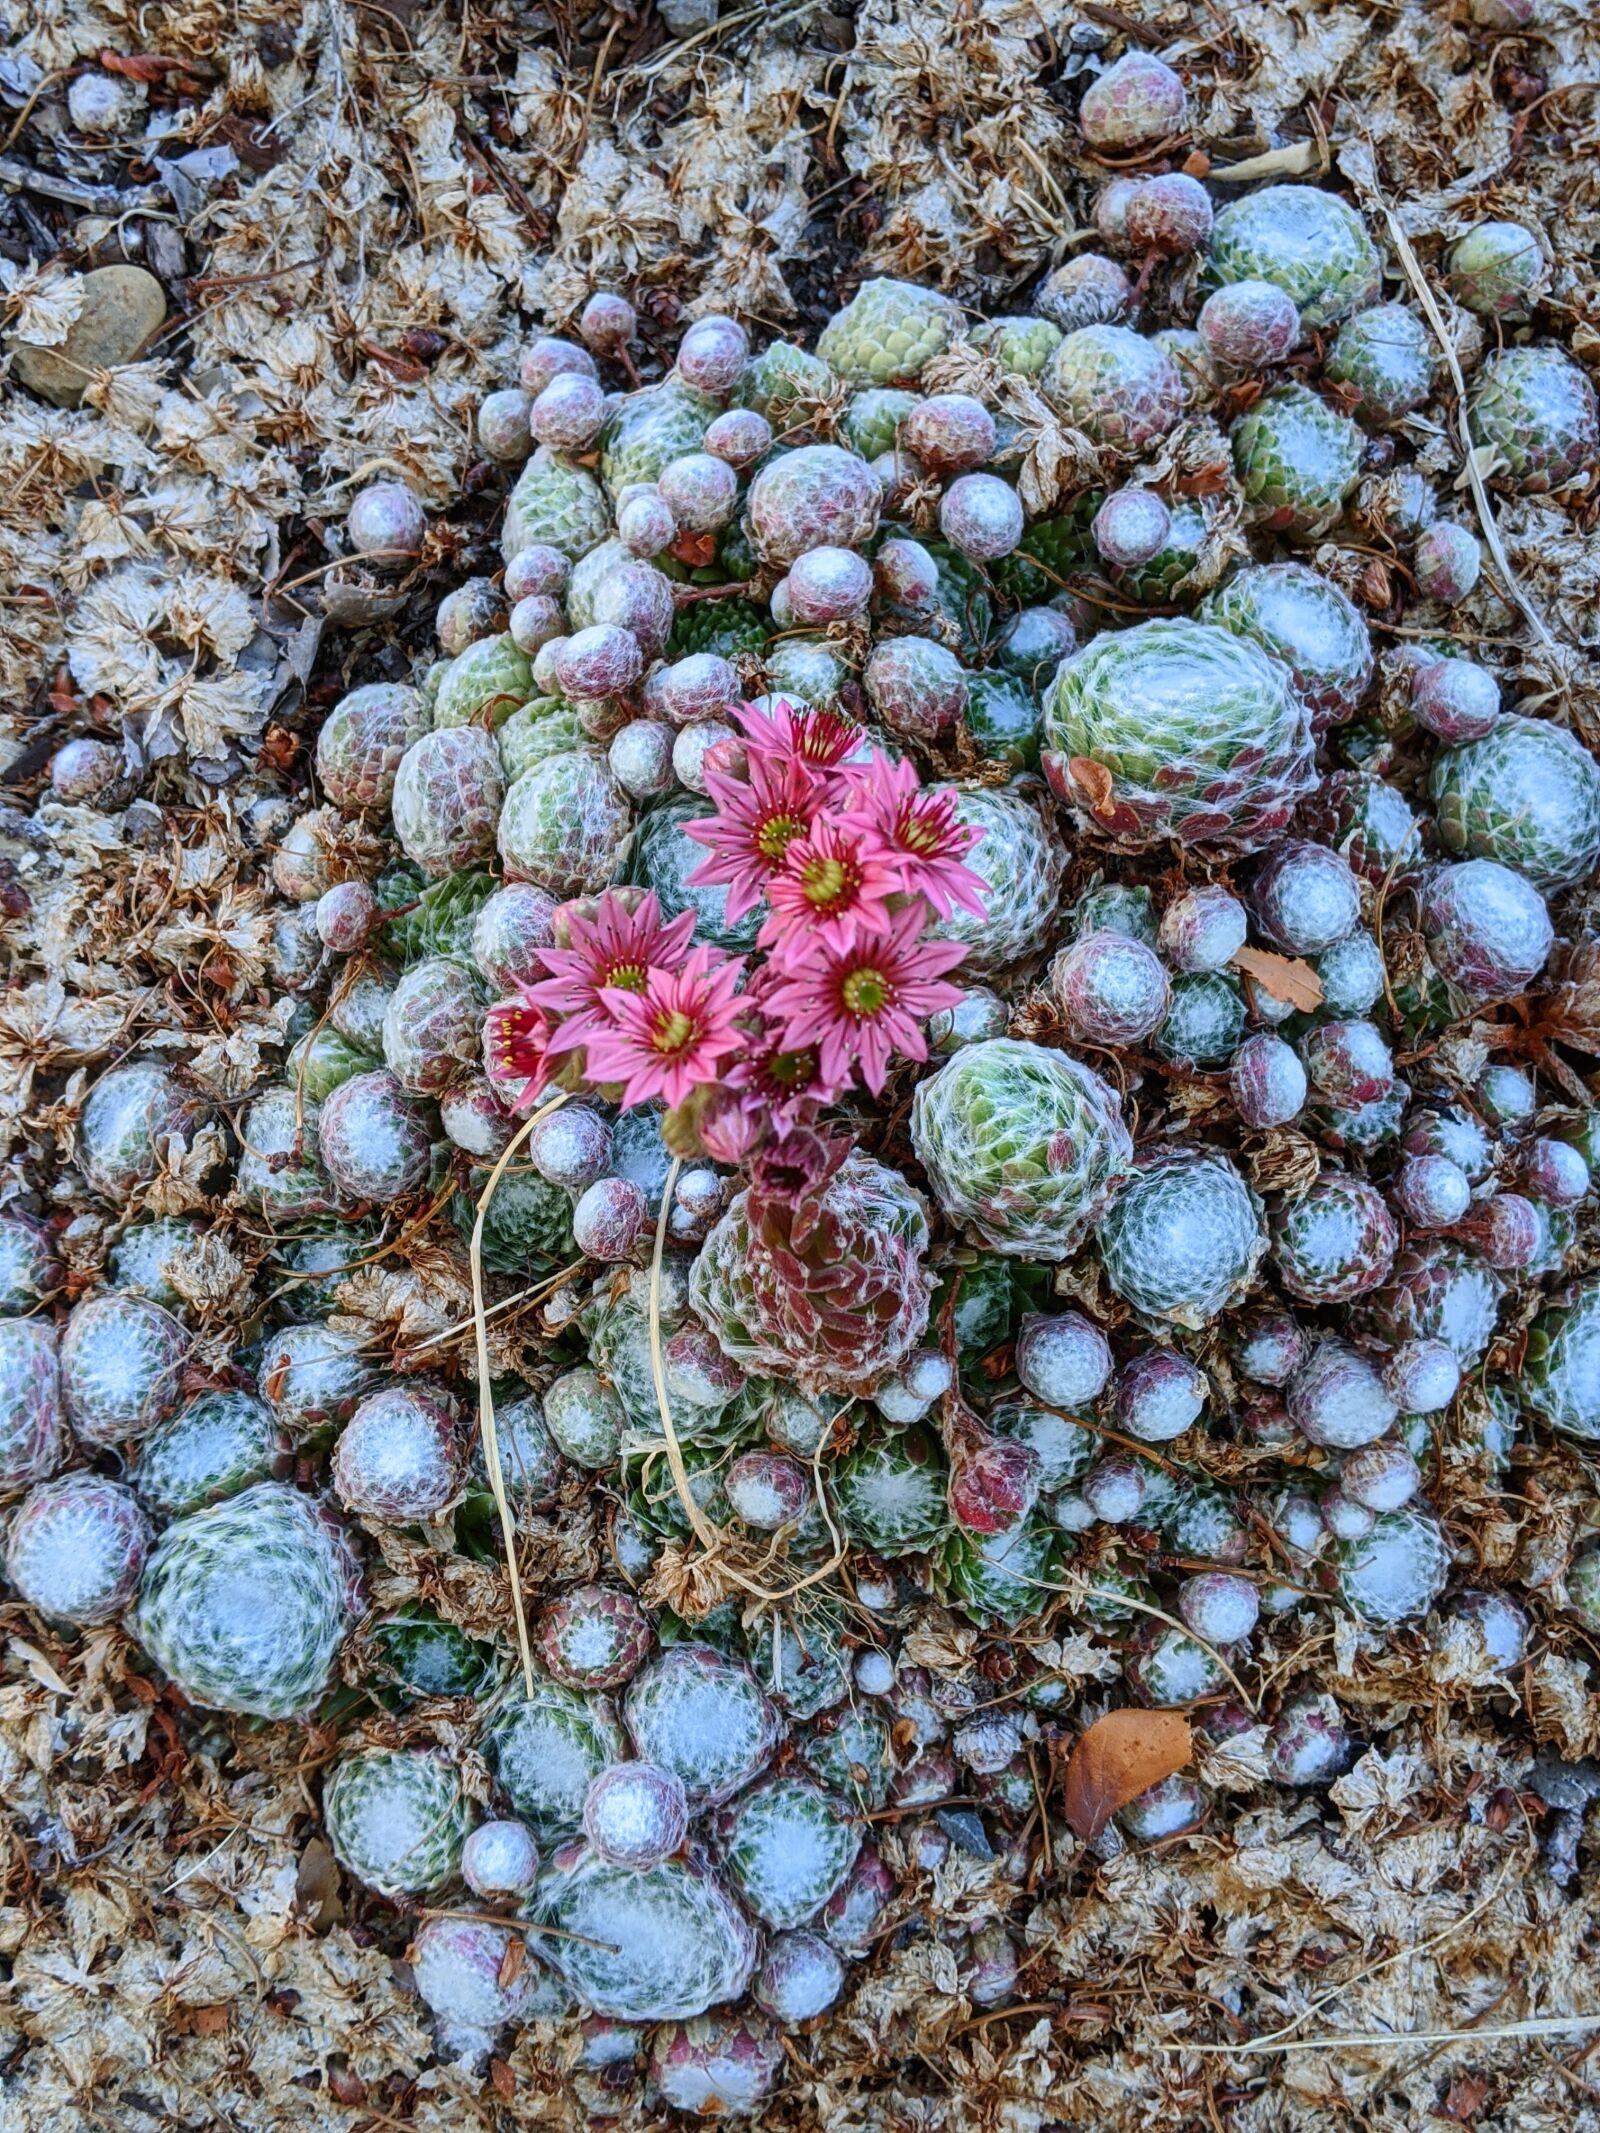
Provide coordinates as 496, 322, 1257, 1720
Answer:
483, 700, 986, 1150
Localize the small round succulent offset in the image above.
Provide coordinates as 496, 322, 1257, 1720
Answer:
1430, 715, 1600, 892
477, 386, 534, 461
1044, 326, 1187, 454
785, 545, 874, 625
318, 1069, 434, 1201
1079, 51, 1187, 149
1198, 561, 1373, 732
1204, 184, 1383, 329
1419, 859, 1553, 1006
1198, 280, 1300, 370
1301, 1019, 1394, 1108
1468, 345, 1600, 494
1160, 885, 1248, 973
1251, 840, 1361, 955
1097, 1148, 1265, 1328
862, 634, 967, 742
1231, 1032, 1308, 1128
746, 443, 881, 565
333, 1386, 460, 1522
940, 473, 1025, 561
903, 393, 996, 472
324, 1746, 470, 1898
5, 1473, 150, 1625
1153, 971, 1246, 1069
412, 1916, 541, 2055
1015, 1310, 1113, 1409
691, 1150, 934, 1396
1235, 1312, 1308, 1386
0, 1321, 66, 1497
1179, 1571, 1260, 1645
911, 1039, 1133, 1259
347, 480, 427, 558
498, 752, 631, 894
579, 289, 636, 352
462, 1819, 541, 1900
1384, 1338, 1460, 1415
583, 1760, 690, 1869
1231, 384, 1363, 539
1446, 219, 1547, 318
1126, 172, 1213, 256
383, 958, 486, 1096
1286, 1340, 1397, 1450
1413, 521, 1482, 604
649, 2013, 786, 2121
60, 1291, 187, 1446
520, 335, 597, 393
536, 1584, 652, 1692
726, 1451, 811, 1529
1324, 303, 1435, 425
1410, 658, 1501, 745
1273, 1172, 1397, 1304
1525, 1136, 1590, 1208
392, 727, 505, 879
1050, 931, 1171, 1046
132, 1484, 357, 1718
316, 683, 432, 816
1035, 254, 1134, 333
1093, 488, 1172, 569
1117, 1350, 1207, 1442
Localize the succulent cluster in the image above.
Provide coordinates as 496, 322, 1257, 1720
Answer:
13, 90, 1600, 2124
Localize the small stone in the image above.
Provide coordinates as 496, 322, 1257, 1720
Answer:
10, 266, 167, 408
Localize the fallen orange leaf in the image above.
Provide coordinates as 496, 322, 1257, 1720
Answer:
1062, 1708, 1193, 1842
1067, 756, 1117, 818
1231, 943, 1325, 1014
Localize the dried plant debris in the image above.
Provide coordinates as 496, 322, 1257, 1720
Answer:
3, 0, 1600, 2129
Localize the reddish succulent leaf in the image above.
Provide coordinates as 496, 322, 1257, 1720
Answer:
1062, 1708, 1193, 1842
1231, 944, 1325, 1013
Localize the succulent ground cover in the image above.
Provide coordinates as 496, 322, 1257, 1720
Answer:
5, 4, 1600, 2132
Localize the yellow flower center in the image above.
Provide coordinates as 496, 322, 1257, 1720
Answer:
756, 813, 807, 861
768, 1046, 817, 1088
607, 960, 649, 993
651, 1008, 698, 1056
842, 967, 890, 1016
801, 854, 853, 909
900, 808, 940, 854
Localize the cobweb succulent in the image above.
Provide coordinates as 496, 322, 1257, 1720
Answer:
11, 133, 1600, 2122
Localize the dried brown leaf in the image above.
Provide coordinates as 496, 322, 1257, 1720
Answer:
1062, 1709, 1193, 1843
1067, 757, 1116, 818
1231, 944, 1324, 1013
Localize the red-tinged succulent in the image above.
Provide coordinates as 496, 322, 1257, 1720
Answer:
690, 1127, 934, 1395
943, 1402, 1042, 1535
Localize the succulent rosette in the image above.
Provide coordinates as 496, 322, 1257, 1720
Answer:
1043, 618, 1316, 852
